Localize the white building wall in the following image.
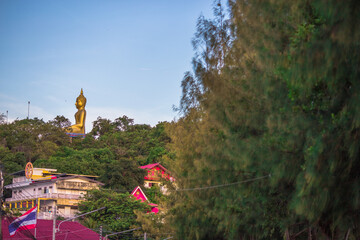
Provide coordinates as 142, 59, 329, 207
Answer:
6, 175, 101, 219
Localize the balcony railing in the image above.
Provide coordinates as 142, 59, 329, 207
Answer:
5, 193, 83, 202
12, 177, 28, 183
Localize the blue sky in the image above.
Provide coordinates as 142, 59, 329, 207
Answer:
0, 0, 214, 131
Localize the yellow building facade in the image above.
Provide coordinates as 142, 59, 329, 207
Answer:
5, 168, 103, 219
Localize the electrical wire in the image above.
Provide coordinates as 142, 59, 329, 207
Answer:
104, 174, 270, 193
175, 174, 270, 191
2, 173, 270, 239
3, 164, 265, 195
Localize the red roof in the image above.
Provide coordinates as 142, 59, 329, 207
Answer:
140, 163, 161, 169
139, 163, 170, 172
130, 186, 159, 215
2, 218, 100, 240
131, 186, 148, 202
140, 163, 175, 182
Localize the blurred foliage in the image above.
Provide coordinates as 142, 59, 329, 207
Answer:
167, 0, 360, 239
78, 189, 149, 239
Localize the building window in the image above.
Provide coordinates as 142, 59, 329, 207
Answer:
44, 187, 48, 194
14, 191, 17, 194
33, 188, 36, 191
38, 188, 42, 191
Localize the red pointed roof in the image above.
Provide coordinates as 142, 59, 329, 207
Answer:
131, 186, 148, 202
130, 186, 159, 215
139, 163, 169, 172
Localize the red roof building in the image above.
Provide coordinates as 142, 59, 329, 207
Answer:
139, 163, 174, 191
130, 186, 159, 214
131, 186, 148, 202
2, 218, 101, 240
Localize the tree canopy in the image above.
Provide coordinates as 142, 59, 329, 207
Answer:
166, 0, 360, 239
78, 189, 149, 239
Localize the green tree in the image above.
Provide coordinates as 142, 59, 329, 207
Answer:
99, 158, 145, 191
90, 117, 114, 138
48, 115, 71, 129
168, 0, 360, 239
113, 115, 134, 131
0, 117, 69, 161
0, 147, 27, 198
35, 147, 114, 176
0, 113, 6, 124
78, 189, 149, 239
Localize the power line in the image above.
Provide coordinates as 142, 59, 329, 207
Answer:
3, 173, 269, 240
175, 174, 270, 191
57, 207, 106, 232
104, 227, 142, 240
4, 171, 271, 198
104, 174, 271, 193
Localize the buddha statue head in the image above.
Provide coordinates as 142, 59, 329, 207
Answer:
75, 88, 87, 110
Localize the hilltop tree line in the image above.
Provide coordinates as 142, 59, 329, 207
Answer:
0, 116, 171, 190
0, 115, 172, 237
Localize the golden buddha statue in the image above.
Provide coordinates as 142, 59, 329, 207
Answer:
65, 89, 87, 134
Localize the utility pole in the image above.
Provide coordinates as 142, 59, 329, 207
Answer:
99, 225, 102, 240
27, 101, 30, 119
52, 205, 57, 240
57, 207, 106, 233
6, 110, 8, 124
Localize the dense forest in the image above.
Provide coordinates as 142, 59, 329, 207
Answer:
0, 115, 173, 238
1, 0, 360, 239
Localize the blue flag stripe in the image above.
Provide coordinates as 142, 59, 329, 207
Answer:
9, 206, 37, 236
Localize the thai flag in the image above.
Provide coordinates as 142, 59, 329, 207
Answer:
9, 205, 37, 237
